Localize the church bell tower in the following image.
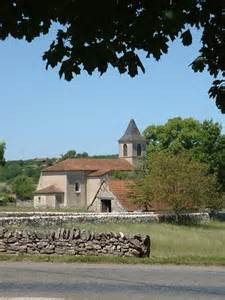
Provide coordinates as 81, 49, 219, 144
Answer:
118, 119, 146, 166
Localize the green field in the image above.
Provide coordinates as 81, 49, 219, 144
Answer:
2, 221, 225, 265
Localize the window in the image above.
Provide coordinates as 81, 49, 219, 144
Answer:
101, 199, 112, 212
123, 144, 128, 157
75, 182, 81, 193
56, 194, 64, 204
137, 144, 142, 156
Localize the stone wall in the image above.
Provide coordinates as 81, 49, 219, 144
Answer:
0, 212, 210, 227
0, 227, 150, 257
16, 200, 33, 208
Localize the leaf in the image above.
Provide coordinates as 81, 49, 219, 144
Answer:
181, 29, 192, 46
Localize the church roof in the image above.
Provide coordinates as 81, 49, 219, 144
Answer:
108, 180, 140, 211
35, 185, 64, 194
43, 158, 133, 173
118, 119, 145, 143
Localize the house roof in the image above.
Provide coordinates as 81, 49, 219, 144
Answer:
118, 119, 145, 143
108, 179, 140, 211
44, 158, 133, 173
35, 185, 64, 194
88, 169, 111, 177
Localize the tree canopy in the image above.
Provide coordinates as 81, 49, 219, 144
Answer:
60, 150, 89, 160
144, 117, 225, 189
61, 150, 77, 160
0, 1, 224, 111
131, 152, 224, 216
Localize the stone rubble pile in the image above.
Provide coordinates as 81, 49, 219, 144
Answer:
0, 227, 150, 257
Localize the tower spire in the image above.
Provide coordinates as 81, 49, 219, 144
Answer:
118, 119, 146, 166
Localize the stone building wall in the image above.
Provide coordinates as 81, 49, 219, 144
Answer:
34, 171, 67, 208
66, 172, 87, 208
0, 228, 150, 257
86, 177, 102, 207
89, 182, 126, 213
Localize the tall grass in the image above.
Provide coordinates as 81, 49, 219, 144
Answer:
6, 221, 225, 260
73, 222, 225, 258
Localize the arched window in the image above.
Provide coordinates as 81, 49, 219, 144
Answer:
123, 144, 128, 157
137, 144, 142, 156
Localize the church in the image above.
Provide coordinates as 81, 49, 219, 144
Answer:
34, 119, 146, 212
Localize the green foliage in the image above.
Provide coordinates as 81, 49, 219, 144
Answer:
144, 118, 225, 189
76, 152, 88, 158
11, 176, 35, 200
0, 1, 224, 110
111, 171, 138, 180
0, 183, 11, 193
60, 150, 89, 161
61, 150, 77, 160
0, 158, 57, 184
209, 80, 225, 113
0, 193, 15, 206
0, 142, 5, 166
0, 162, 22, 181
131, 152, 224, 216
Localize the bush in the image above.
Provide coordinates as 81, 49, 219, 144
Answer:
0, 193, 15, 206
12, 175, 35, 200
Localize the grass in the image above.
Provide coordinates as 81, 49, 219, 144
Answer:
2, 221, 225, 265
0, 254, 225, 266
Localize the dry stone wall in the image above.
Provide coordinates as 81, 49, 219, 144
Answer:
0, 212, 210, 227
0, 227, 150, 257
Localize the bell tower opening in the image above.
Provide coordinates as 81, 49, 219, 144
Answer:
137, 144, 142, 156
123, 144, 128, 157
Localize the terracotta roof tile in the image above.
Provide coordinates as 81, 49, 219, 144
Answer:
108, 180, 168, 212
44, 158, 133, 173
88, 169, 110, 177
35, 185, 64, 194
108, 179, 140, 211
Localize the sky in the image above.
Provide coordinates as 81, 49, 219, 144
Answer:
0, 28, 224, 160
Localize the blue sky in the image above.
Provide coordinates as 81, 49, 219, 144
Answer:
0, 29, 224, 160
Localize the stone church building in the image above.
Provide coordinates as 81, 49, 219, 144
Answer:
34, 119, 146, 212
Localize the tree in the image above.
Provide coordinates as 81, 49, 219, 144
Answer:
61, 150, 77, 160
11, 175, 35, 200
0, 162, 22, 182
144, 117, 225, 189
0, 142, 5, 166
0, 1, 224, 111
131, 152, 224, 218
76, 152, 89, 158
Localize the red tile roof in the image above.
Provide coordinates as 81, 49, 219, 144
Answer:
108, 180, 169, 212
44, 158, 133, 173
108, 180, 140, 212
88, 169, 111, 177
35, 185, 64, 194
